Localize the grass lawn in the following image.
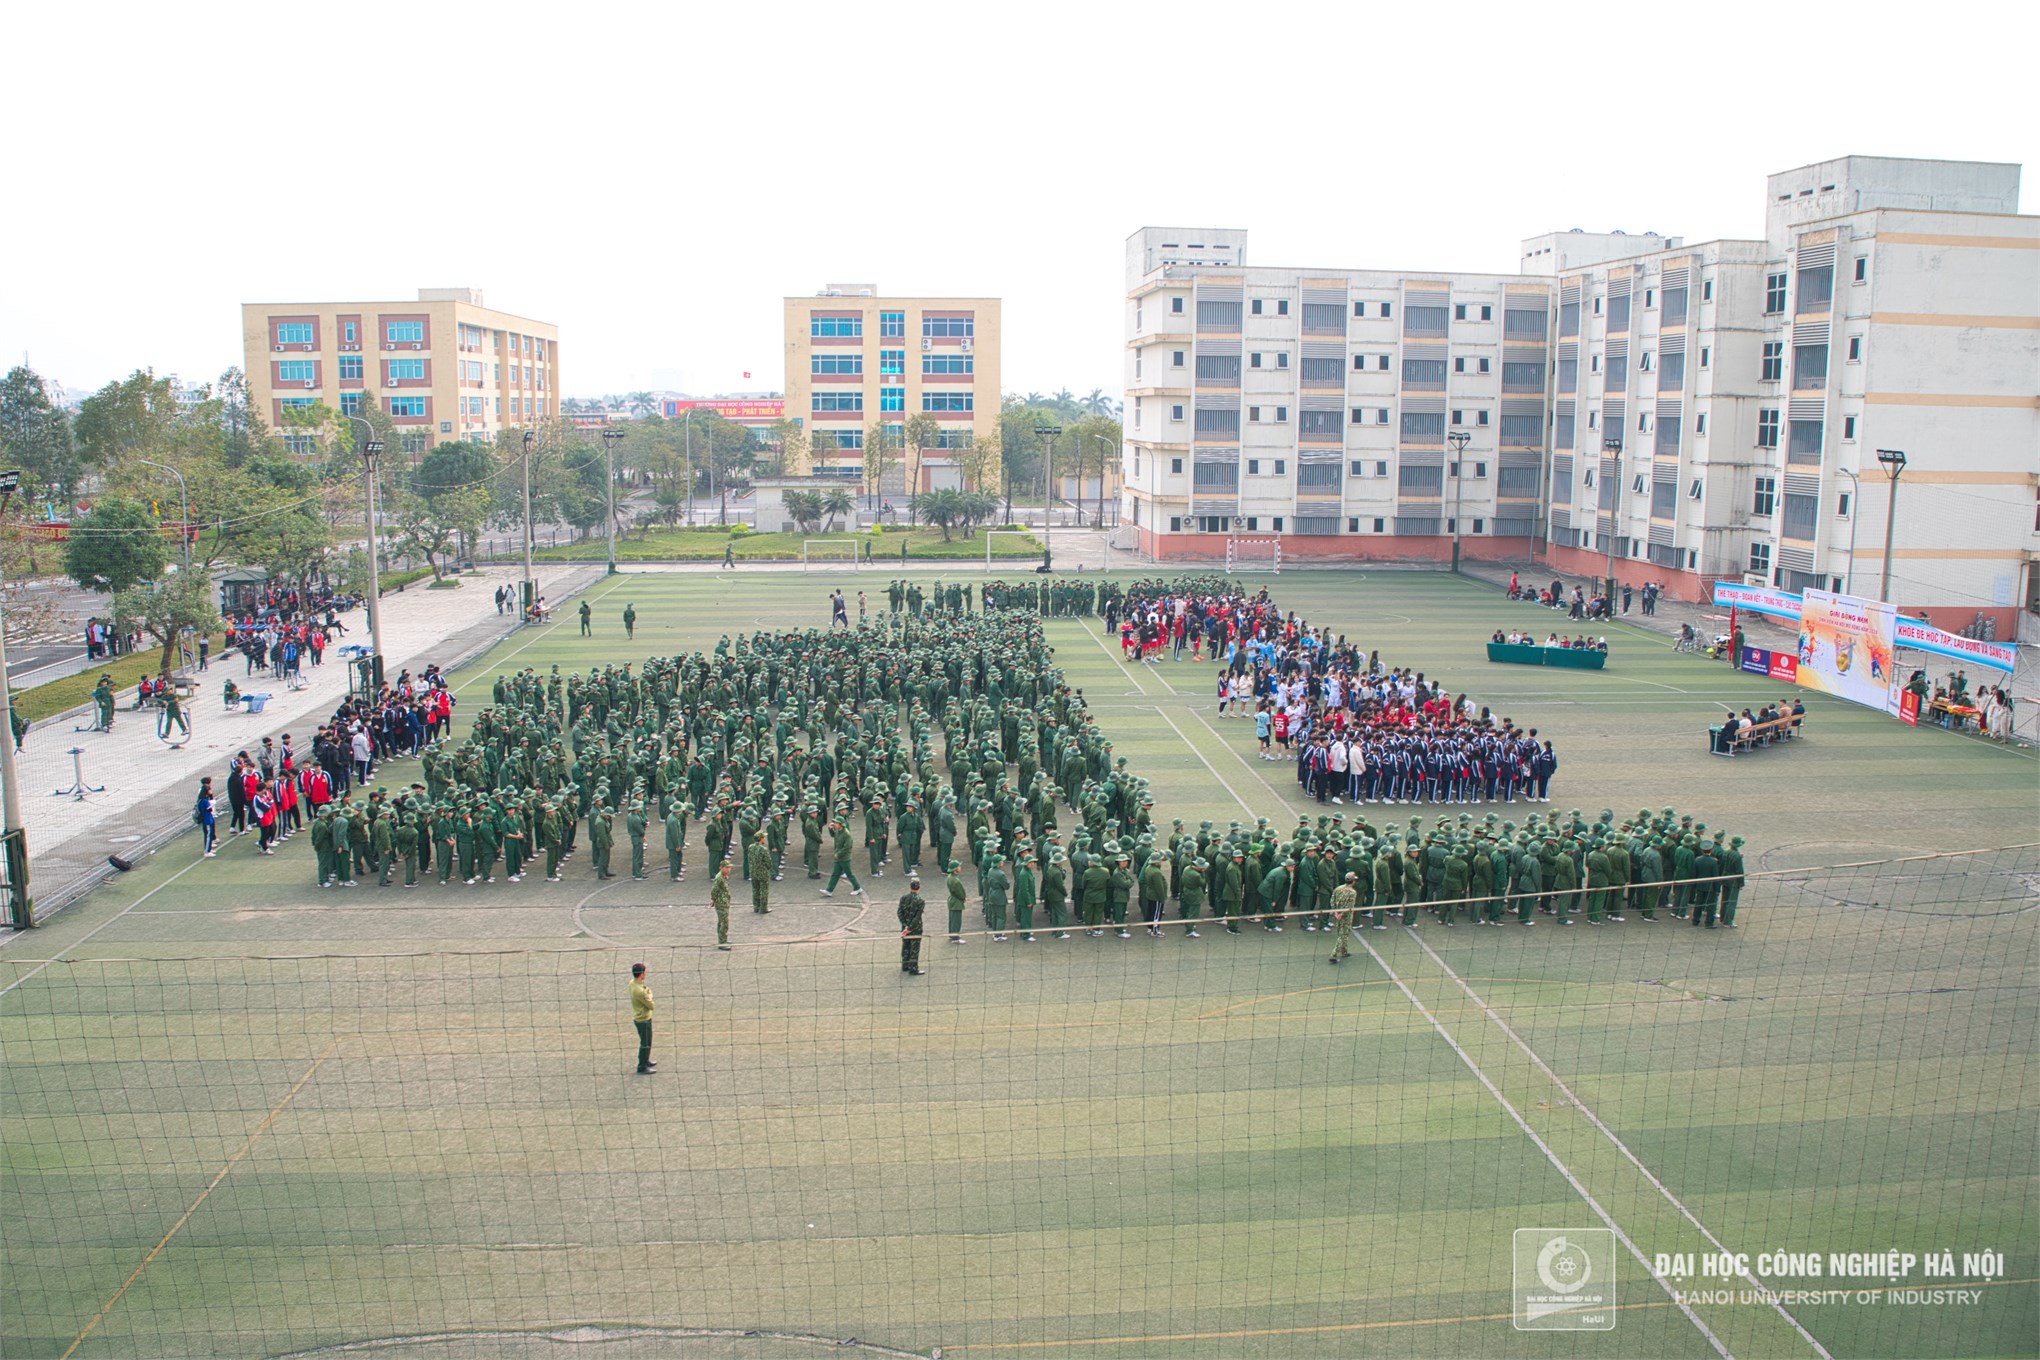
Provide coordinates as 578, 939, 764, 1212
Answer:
4, 568, 2033, 1359
532, 527, 1041, 563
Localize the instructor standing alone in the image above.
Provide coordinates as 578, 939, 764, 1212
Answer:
629, 963, 656, 1074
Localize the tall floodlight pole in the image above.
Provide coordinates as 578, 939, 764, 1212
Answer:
0, 470, 29, 924
682, 409, 695, 525
1601, 435, 1624, 610
1875, 448, 1907, 603
346, 415, 387, 677
601, 428, 624, 574
1034, 424, 1062, 571
521, 428, 537, 621
1446, 429, 1470, 574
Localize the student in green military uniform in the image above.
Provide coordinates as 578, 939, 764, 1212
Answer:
588, 804, 616, 879
579, 599, 592, 636
1108, 849, 1134, 939
372, 809, 395, 886
1178, 855, 1206, 938
981, 853, 1010, 940
626, 800, 649, 879
898, 874, 926, 974
1081, 853, 1111, 936
1718, 835, 1745, 927
396, 814, 420, 887
748, 835, 773, 913
1328, 871, 1359, 963
821, 819, 862, 896
1140, 852, 1169, 937
1688, 837, 1721, 928
665, 804, 688, 880
946, 860, 968, 942
1013, 850, 1038, 942
711, 860, 732, 949
1041, 848, 1070, 939
622, 603, 637, 640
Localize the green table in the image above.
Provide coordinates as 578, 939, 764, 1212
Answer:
1487, 642, 1607, 670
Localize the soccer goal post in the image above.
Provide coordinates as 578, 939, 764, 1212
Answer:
801, 539, 862, 572
985, 530, 1040, 572
1225, 536, 1282, 573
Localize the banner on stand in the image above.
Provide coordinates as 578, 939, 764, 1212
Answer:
1892, 619, 2018, 673
1794, 588, 1899, 713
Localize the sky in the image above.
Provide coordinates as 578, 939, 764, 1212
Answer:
4, 1, 2035, 405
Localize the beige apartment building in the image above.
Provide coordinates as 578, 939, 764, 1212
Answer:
241, 288, 559, 454
781, 286, 1001, 487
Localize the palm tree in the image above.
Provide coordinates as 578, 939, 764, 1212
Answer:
1021, 391, 1046, 408
1082, 388, 1117, 418
626, 391, 657, 418
821, 487, 856, 531
913, 487, 965, 541
784, 490, 824, 534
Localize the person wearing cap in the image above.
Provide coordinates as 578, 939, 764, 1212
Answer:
711, 860, 733, 949
747, 835, 773, 914
664, 801, 689, 881
1718, 836, 1745, 927
1328, 872, 1359, 963
1178, 855, 1207, 938
897, 875, 926, 974
395, 813, 420, 888
1079, 850, 1111, 936
629, 963, 656, 1074
821, 819, 862, 897
1107, 849, 1135, 938
945, 860, 968, 943
982, 853, 1010, 940
1688, 836, 1721, 929
1139, 851, 1169, 938
1013, 851, 1038, 942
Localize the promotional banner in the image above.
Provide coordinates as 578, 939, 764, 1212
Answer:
1897, 689, 1922, 727
1794, 589, 1899, 713
1712, 581, 1804, 620
1892, 618, 2018, 673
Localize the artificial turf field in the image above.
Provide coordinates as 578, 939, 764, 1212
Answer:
3, 567, 2035, 1360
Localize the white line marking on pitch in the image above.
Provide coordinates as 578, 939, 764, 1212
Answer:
0, 856, 207, 992
1359, 935, 1734, 1359
1147, 707, 1256, 819
1404, 929, 1834, 1358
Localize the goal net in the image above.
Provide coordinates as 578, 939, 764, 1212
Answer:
1226, 536, 1282, 573
985, 530, 1042, 572
800, 539, 862, 572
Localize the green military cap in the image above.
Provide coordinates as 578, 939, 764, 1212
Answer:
1729, 836, 1744, 847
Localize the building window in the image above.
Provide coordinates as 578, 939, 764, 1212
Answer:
1276, 352, 1289, 368
1272, 517, 1285, 531
385, 321, 424, 344
1749, 541, 1772, 575
1248, 408, 1261, 424
1195, 408, 1241, 436
275, 322, 313, 346
1847, 336, 1862, 362
1765, 273, 1787, 314
1170, 404, 1184, 422
1170, 457, 1183, 473
1761, 342, 1784, 381
1640, 352, 1653, 372
388, 396, 426, 417
1196, 299, 1243, 329
1171, 297, 1184, 314
1794, 344, 1828, 390
339, 355, 363, 381
1477, 411, 1491, 427
879, 387, 905, 412
1700, 347, 1711, 368
342, 320, 357, 344
1373, 517, 1386, 531
1591, 354, 1601, 373
923, 314, 974, 338
1757, 409, 1780, 448
1376, 409, 1389, 424
277, 360, 315, 383
921, 392, 974, 412
812, 392, 864, 413
811, 313, 862, 338
1251, 299, 1263, 315
1796, 265, 1833, 313
1352, 354, 1364, 370
1780, 491, 1819, 540
1696, 413, 1707, 434
386, 358, 425, 382
1351, 409, 1365, 426
1843, 415, 1856, 440
875, 311, 904, 338
812, 354, 864, 375
879, 349, 905, 375
1198, 354, 1242, 382
1247, 458, 1261, 474
1349, 517, 1361, 531
1702, 280, 1713, 301
1853, 256, 1868, 283
1252, 353, 1264, 368
923, 353, 974, 375
1454, 304, 1467, 321
1380, 303, 1393, 318
1172, 350, 1185, 367
1753, 476, 1777, 516
1169, 516, 1182, 532
1838, 491, 1852, 517
1277, 300, 1289, 315
339, 392, 363, 416
1298, 357, 1340, 383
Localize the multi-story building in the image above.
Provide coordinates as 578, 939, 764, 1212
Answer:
1122, 229, 1558, 563
1533, 157, 2037, 635
781, 285, 1001, 487
241, 288, 559, 454
1123, 157, 2038, 633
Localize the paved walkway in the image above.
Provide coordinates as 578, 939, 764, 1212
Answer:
11, 564, 596, 919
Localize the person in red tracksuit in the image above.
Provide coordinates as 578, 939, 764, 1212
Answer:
252, 782, 278, 854
277, 767, 300, 837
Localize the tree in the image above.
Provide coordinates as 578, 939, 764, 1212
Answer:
73, 370, 181, 475
766, 418, 806, 478
113, 571, 220, 676
958, 491, 1000, 538
912, 487, 966, 541
821, 487, 855, 531
1082, 388, 1115, 418
862, 420, 901, 502
0, 365, 80, 504
810, 431, 842, 472
63, 495, 168, 595
901, 413, 940, 498
394, 484, 489, 580
784, 489, 824, 534
626, 391, 657, 418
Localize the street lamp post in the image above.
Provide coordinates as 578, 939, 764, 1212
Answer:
0, 470, 30, 924
1875, 448, 1907, 603
346, 416, 387, 679
133, 456, 191, 573
1446, 429, 1470, 574
601, 428, 624, 574
1601, 435, 1624, 612
1836, 466, 1860, 596
1034, 424, 1062, 571
682, 410, 695, 526
521, 429, 537, 621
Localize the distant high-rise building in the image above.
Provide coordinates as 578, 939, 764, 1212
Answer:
781, 285, 1001, 489
241, 288, 559, 454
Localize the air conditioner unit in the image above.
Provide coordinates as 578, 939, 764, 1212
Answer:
303, 380, 316, 389
921, 338, 933, 350
960, 337, 973, 351
411, 342, 422, 350
303, 343, 314, 352
388, 378, 400, 387
274, 345, 285, 352
1743, 573, 1767, 588
385, 344, 397, 351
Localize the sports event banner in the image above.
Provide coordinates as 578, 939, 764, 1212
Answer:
1739, 646, 1799, 682
1795, 589, 1899, 713
1711, 581, 1805, 620
1892, 618, 2018, 673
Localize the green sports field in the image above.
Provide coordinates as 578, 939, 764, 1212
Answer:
4, 568, 2035, 1360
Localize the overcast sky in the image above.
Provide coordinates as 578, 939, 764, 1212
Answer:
5, 2, 2033, 405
